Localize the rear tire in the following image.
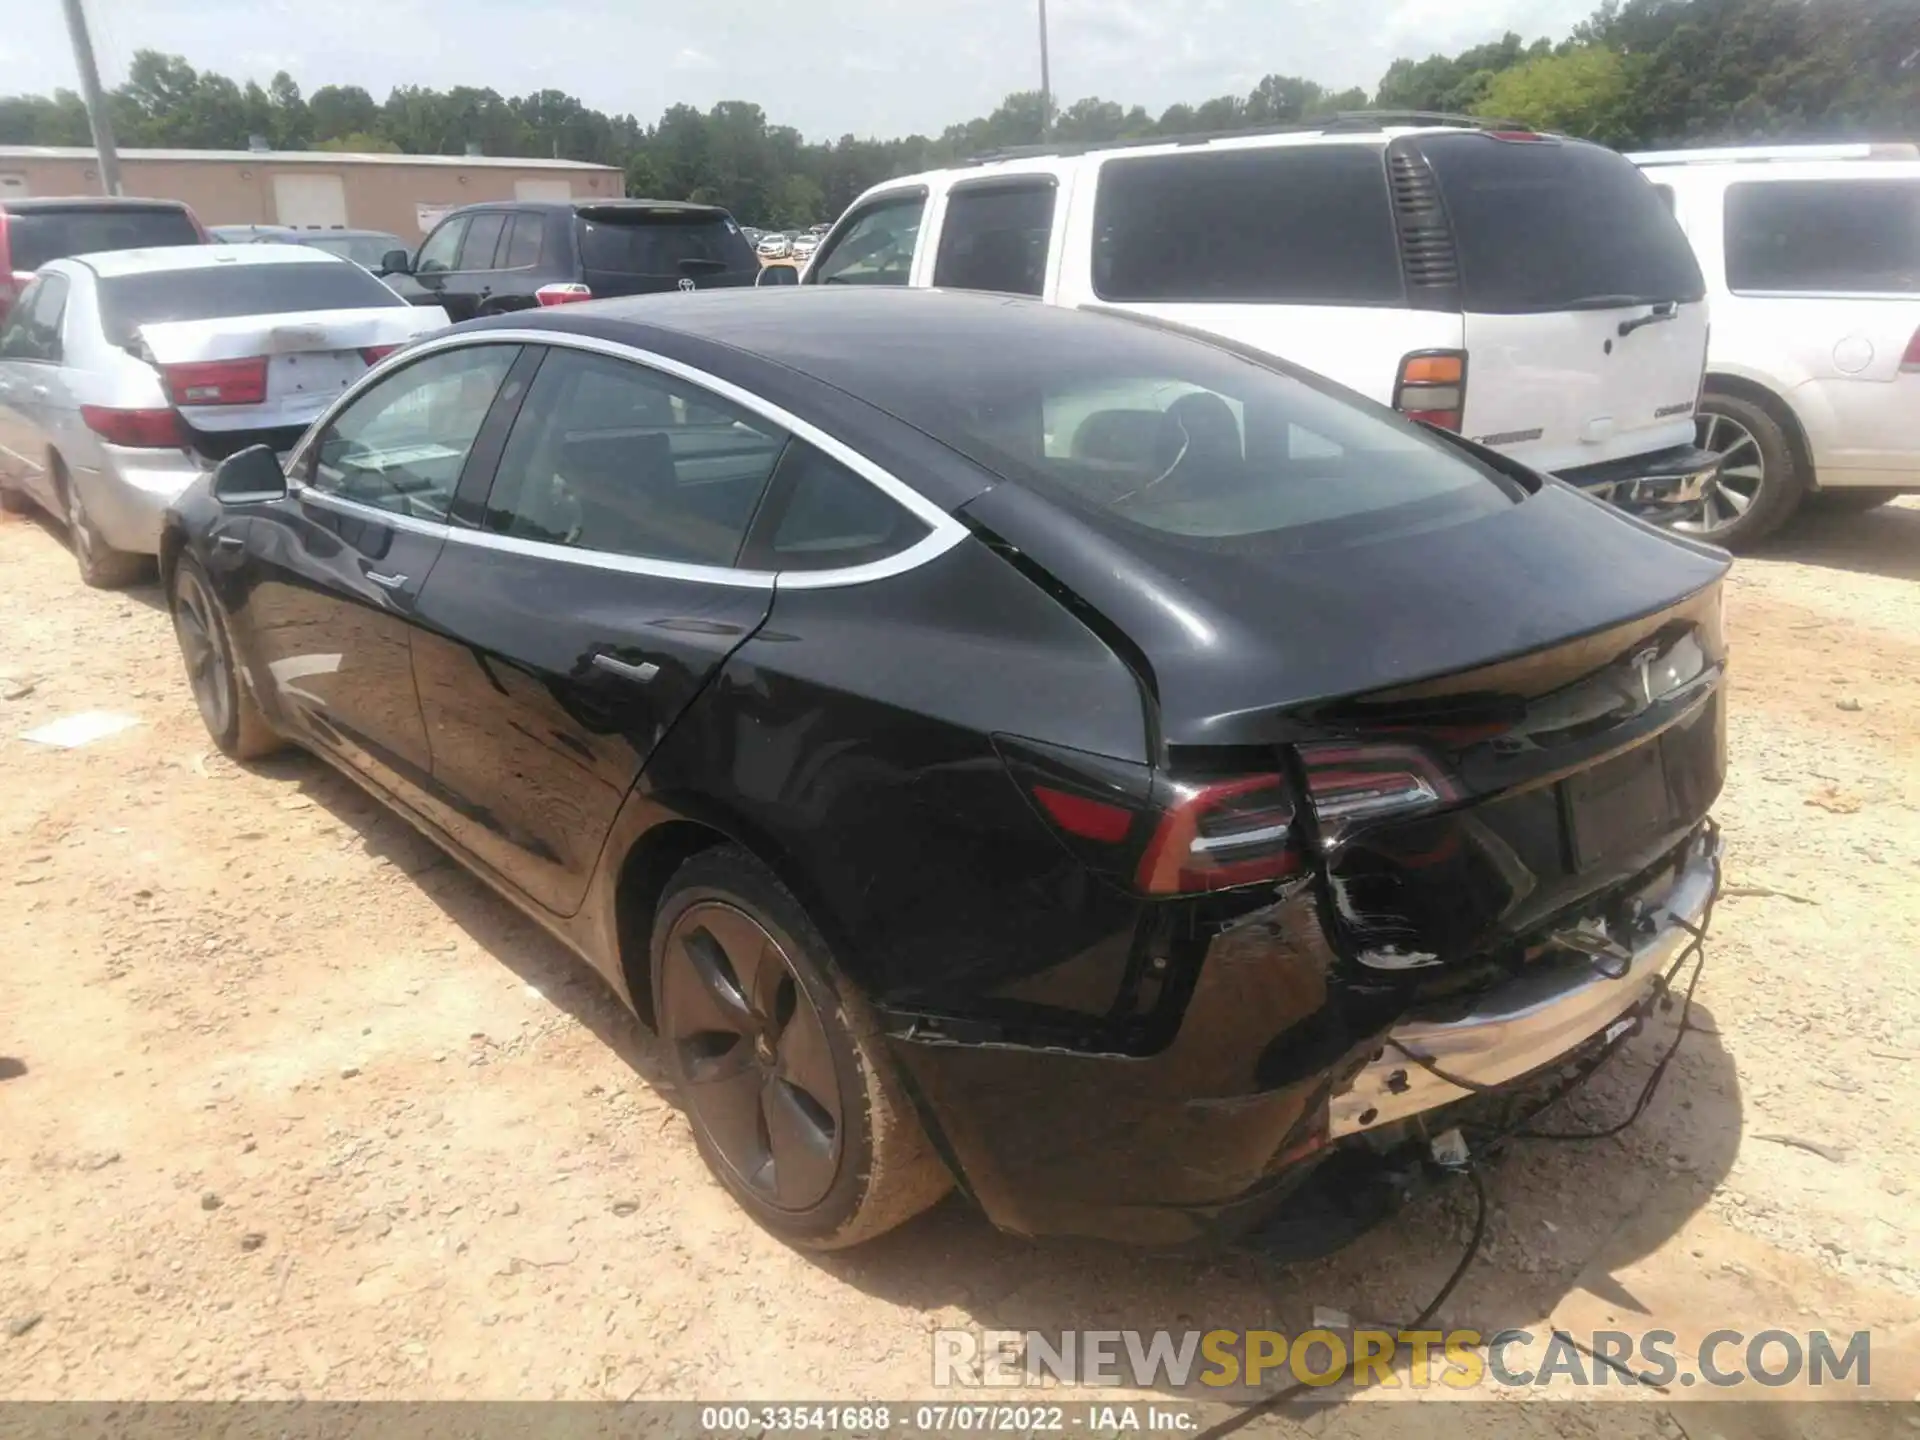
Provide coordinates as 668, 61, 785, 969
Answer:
0, 476, 28, 515
58, 463, 150, 589
651, 846, 951, 1249
168, 556, 284, 760
1683, 393, 1806, 551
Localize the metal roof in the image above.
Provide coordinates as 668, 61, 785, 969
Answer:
0, 144, 620, 172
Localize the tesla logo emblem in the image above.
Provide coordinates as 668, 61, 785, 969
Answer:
1617, 645, 1665, 714
678, 278, 697, 292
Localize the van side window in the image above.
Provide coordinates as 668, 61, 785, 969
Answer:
933, 182, 1056, 297
1725, 180, 1920, 294
809, 194, 925, 287
1092, 146, 1403, 306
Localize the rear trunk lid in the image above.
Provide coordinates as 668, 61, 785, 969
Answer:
1406, 132, 1710, 475
135, 305, 449, 453
572, 204, 761, 296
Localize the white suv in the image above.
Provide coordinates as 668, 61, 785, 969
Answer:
805, 116, 1718, 524
1634, 143, 1920, 546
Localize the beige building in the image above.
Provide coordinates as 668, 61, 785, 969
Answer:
0, 145, 624, 240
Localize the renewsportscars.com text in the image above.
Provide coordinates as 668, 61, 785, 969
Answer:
932, 1327, 1873, 1393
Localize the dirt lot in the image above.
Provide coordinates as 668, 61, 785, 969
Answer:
2, 497, 1918, 1422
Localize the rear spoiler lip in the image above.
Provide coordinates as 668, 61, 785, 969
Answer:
134, 304, 451, 366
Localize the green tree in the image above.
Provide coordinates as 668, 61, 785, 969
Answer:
307, 84, 379, 141
315, 131, 401, 153
1475, 45, 1636, 142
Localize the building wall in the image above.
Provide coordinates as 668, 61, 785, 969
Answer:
0, 156, 621, 239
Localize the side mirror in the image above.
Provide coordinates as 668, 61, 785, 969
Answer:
378, 248, 412, 275
756, 264, 798, 287
212, 444, 287, 503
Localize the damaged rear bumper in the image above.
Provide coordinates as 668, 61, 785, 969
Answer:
1558, 443, 1721, 518
1329, 823, 1721, 1137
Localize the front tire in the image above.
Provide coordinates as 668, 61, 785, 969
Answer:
1681, 393, 1806, 550
59, 465, 149, 588
651, 847, 950, 1249
168, 556, 283, 760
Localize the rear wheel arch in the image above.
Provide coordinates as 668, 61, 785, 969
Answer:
1703, 373, 1817, 489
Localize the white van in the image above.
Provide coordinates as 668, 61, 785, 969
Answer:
805, 117, 1718, 525
1634, 143, 1920, 546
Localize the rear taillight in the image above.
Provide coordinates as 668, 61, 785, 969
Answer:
1393, 351, 1466, 431
81, 405, 184, 449
535, 282, 593, 306
162, 356, 267, 407
1903, 327, 1920, 373
1298, 742, 1459, 844
1137, 774, 1301, 894
360, 344, 400, 365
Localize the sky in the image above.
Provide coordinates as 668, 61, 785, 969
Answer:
8, 0, 1600, 141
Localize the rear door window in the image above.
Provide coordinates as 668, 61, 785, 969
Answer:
0, 273, 69, 362
808, 192, 926, 287
499, 213, 544, 269
1724, 180, 1920, 294
4, 207, 199, 269
483, 346, 787, 567
99, 261, 403, 347
1092, 146, 1403, 305
1418, 135, 1705, 313
457, 212, 508, 271
932, 181, 1056, 296
748, 442, 929, 571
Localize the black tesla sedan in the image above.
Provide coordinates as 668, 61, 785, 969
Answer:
161, 288, 1727, 1251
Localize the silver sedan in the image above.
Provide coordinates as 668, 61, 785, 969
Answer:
0, 244, 446, 586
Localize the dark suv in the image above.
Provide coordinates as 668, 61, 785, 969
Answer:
378, 200, 762, 320
0, 196, 207, 323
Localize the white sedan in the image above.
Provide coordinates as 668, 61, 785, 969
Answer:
0, 244, 446, 586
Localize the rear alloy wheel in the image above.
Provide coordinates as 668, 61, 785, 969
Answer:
1678, 394, 1805, 550
169, 558, 283, 760
653, 847, 950, 1249
60, 469, 149, 588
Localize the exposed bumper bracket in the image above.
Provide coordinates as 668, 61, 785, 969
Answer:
1329, 825, 1721, 1137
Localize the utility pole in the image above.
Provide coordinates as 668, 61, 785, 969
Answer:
59, 0, 123, 196
1037, 0, 1053, 139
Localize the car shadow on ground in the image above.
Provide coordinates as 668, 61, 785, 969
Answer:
11, 508, 168, 612
261, 745, 1743, 1412
1757, 500, 1920, 582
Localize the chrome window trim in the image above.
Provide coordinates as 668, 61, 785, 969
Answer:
283, 326, 969, 590
288, 481, 456, 541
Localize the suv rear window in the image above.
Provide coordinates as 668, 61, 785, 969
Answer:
1724, 180, 1920, 294
1419, 135, 1705, 313
575, 210, 757, 278
100, 261, 403, 346
5, 206, 199, 269
1092, 145, 1404, 306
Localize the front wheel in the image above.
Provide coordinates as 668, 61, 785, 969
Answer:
1678, 394, 1806, 550
651, 847, 951, 1249
169, 557, 284, 760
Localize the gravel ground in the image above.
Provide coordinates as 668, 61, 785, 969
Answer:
1, 498, 1917, 1423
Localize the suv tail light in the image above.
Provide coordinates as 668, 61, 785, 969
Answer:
999, 735, 1457, 897
82, 405, 184, 449
161, 357, 268, 406
1393, 350, 1466, 431
535, 282, 593, 306
360, 344, 401, 365
1903, 327, 1920, 373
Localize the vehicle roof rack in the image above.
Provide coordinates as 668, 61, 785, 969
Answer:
1630, 141, 1920, 166
964, 110, 1525, 166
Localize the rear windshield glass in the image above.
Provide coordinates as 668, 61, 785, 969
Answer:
842, 305, 1520, 552
575, 212, 756, 276
303, 233, 404, 269
1421, 135, 1705, 313
100, 261, 403, 346
1092, 145, 1405, 306
1724, 180, 1920, 294
8, 207, 199, 269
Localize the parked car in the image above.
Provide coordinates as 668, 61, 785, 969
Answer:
755, 258, 802, 286
0, 244, 447, 586
1633, 142, 1920, 546
789, 233, 821, 262
806, 116, 1721, 528
378, 200, 760, 320
160, 288, 1726, 1251
756, 231, 793, 260
214, 224, 413, 274
1, 196, 207, 324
